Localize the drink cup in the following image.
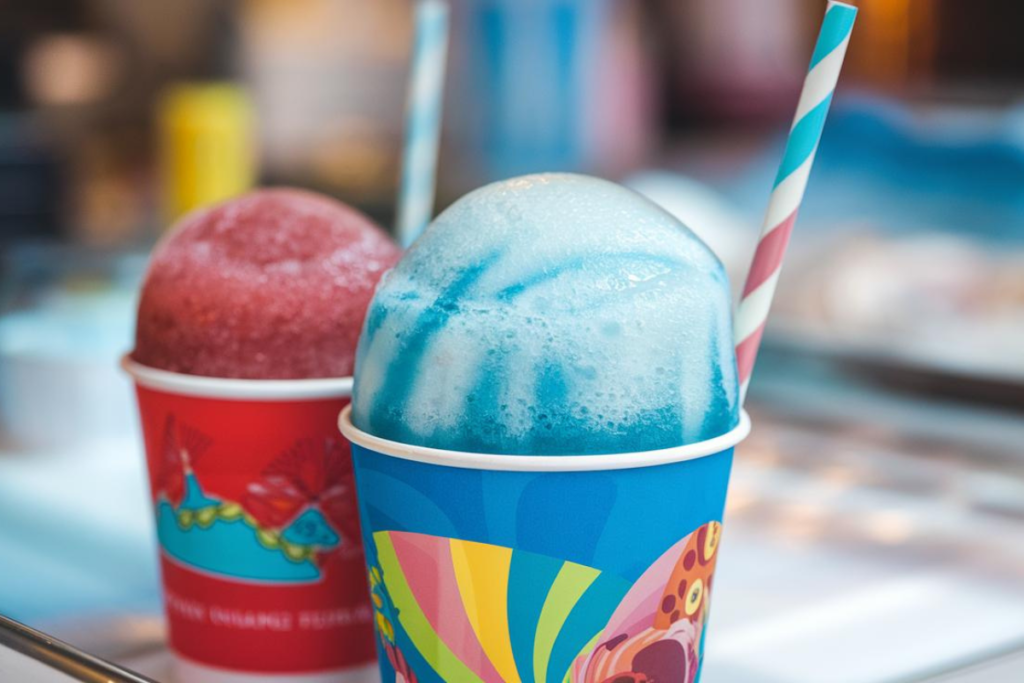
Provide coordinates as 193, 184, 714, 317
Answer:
338, 405, 750, 683
123, 358, 377, 683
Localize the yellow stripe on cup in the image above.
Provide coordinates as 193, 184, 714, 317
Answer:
374, 532, 484, 683
533, 563, 600, 683
450, 539, 522, 682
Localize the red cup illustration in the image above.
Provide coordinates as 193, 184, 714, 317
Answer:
123, 358, 376, 683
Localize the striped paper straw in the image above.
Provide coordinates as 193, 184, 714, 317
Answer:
396, 0, 451, 248
734, 0, 857, 401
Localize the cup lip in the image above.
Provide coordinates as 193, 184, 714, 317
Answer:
338, 405, 750, 472
121, 355, 353, 401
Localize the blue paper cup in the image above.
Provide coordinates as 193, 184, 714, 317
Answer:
339, 406, 749, 683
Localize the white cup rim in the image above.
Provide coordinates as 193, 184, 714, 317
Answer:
121, 355, 353, 401
338, 405, 750, 472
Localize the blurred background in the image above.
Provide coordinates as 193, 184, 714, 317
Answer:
1, 1, 1023, 681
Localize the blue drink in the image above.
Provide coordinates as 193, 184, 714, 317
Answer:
352, 173, 739, 455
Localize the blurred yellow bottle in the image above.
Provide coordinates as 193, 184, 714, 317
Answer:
159, 83, 256, 223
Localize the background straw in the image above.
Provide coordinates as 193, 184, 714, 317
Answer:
395, 0, 451, 248
734, 0, 858, 401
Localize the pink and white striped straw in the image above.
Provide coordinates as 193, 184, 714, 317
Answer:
735, 0, 857, 402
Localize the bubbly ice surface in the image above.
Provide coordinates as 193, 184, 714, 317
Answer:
134, 188, 400, 379
352, 174, 739, 455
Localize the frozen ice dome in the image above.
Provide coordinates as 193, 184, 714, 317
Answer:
352, 174, 739, 455
134, 188, 401, 379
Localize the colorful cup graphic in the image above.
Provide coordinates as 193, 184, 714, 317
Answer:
339, 406, 750, 683
123, 359, 377, 683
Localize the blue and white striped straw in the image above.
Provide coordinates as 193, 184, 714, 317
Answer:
396, 0, 451, 248
735, 0, 857, 402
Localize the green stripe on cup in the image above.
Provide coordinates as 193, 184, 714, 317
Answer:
533, 563, 600, 683
374, 531, 485, 683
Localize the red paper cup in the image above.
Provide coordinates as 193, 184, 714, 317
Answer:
122, 358, 377, 683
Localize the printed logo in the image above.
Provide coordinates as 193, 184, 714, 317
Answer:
154, 415, 360, 583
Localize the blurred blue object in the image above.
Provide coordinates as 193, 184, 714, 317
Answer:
0, 246, 144, 448
0, 295, 136, 448
464, 0, 608, 177
726, 95, 1024, 245
450, 0, 650, 182
0, 246, 159, 627
0, 436, 160, 625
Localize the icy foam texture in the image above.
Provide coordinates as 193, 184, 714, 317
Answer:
352, 174, 739, 455
134, 188, 400, 379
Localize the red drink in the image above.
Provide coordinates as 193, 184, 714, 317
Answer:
126, 189, 400, 682
134, 188, 400, 379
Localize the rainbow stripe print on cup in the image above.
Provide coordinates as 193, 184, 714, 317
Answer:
341, 406, 749, 683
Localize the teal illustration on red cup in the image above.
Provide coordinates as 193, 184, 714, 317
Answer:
124, 359, 377, 680
339, 406, 750, 683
